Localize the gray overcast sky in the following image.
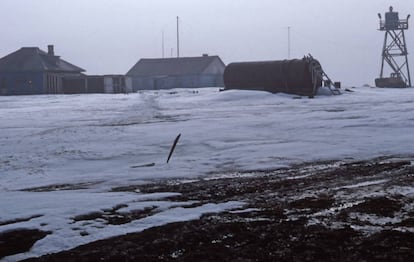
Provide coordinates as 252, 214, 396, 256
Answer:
1, 0, 414, 86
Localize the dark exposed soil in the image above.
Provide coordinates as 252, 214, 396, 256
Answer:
5, 156, 414, 261
350, 196, 403, 217
0, 229, 50, 259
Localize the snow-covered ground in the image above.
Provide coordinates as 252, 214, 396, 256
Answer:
1, 86, 414, 260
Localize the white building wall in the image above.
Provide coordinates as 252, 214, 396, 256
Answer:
202, 58, 226, 75
125, 77, 133, 93
104, 77, 113, 93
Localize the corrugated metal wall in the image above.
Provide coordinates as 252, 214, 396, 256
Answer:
62, 77, 87, 94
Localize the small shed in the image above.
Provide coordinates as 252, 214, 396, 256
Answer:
126, 55, 225, 91
104, 75, 133, 94
0, 45, 85, 95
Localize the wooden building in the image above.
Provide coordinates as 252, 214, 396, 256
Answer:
126, 55, 225, 91
0, 45, 85, 95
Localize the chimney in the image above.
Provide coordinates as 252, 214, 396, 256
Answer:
47, 45, 55, 56
202, 54, 209, 57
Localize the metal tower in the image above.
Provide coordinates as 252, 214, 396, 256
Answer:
376, 6, 411, 88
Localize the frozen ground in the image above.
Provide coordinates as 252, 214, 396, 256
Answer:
1, 86, 414, 260
29, 158, 414, 261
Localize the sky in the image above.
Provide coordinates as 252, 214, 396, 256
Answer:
1, 0, 414, 86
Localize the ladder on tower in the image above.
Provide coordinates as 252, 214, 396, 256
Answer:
305, 54, 341, 96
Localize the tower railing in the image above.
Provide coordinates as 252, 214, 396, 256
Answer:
379, 19, 409, 30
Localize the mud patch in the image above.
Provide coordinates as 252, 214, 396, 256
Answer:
290, 195, 335, 210
22, 182, 101, 192
0, 229, 50, 259
72, 204, 157, 226
350, 196, 403, 217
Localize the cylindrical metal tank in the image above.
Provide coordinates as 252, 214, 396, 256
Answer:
223, 58, 321, 97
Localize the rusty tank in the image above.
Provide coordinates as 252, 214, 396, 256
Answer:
223, 56, 323, 97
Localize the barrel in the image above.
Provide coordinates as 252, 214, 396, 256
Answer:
223, 58, 321, 97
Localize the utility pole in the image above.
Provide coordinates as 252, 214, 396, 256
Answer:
288, 26, 291, 59
177, 16, 180, 58
162, 30, 165, 58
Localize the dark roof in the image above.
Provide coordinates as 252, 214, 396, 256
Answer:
126, 56, 224, 77
0, 47, 85, 73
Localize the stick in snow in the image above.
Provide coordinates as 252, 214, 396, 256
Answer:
130, 163, 155, 168
167, 133, 181, 163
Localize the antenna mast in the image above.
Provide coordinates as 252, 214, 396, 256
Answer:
176, 16, 180, 58
162, 30, 165, 58
288, 26, 291, 59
